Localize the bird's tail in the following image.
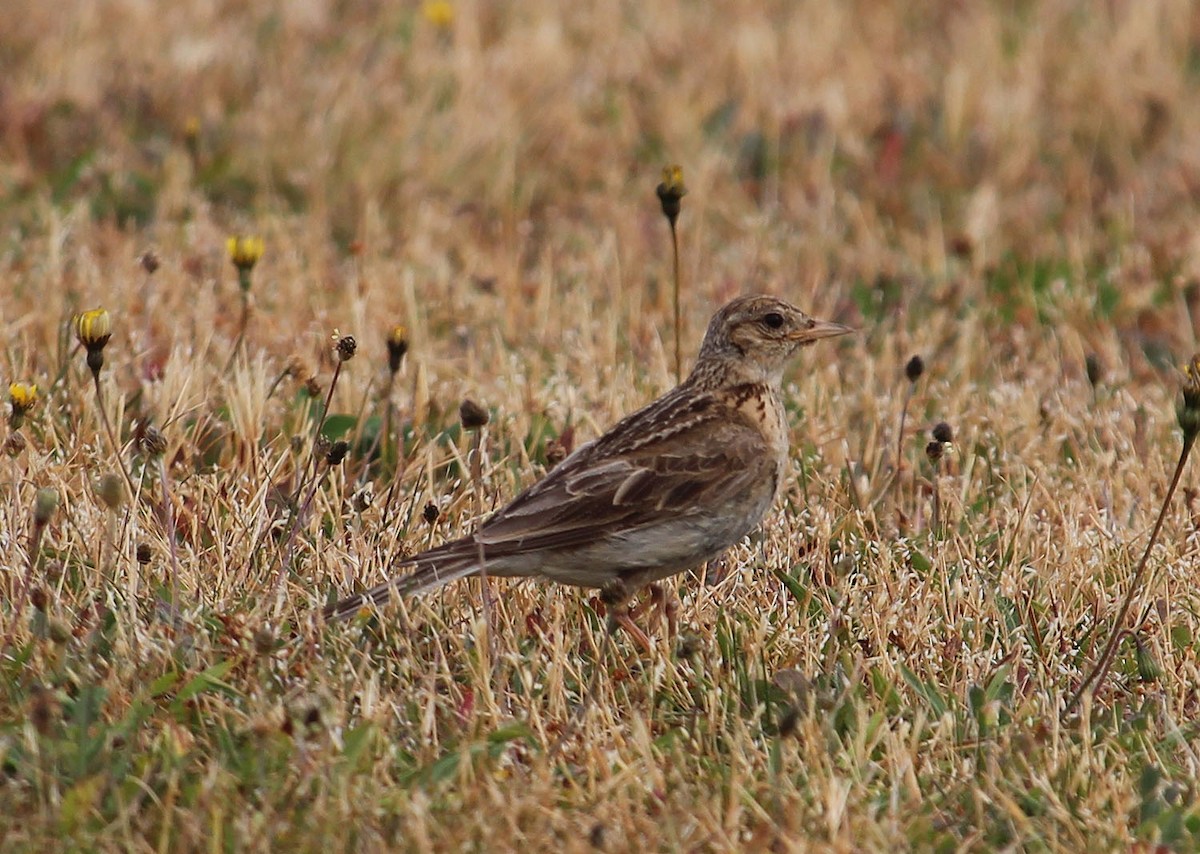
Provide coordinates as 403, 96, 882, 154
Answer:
322, 537, 483, 623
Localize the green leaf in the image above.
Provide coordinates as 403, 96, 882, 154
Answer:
899, 664, 948, 717
320, 413, 358, 441
170, 660, 238, 715
773, 568, 808, 605
148, 671, 180, 698
341, 723, 375, 767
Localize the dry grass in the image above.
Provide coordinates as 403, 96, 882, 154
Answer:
4, 0, 1200, 849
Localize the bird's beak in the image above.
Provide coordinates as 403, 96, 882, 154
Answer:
791, 318, 854, 344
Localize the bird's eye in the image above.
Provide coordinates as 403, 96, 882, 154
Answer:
762, 312, 785, 329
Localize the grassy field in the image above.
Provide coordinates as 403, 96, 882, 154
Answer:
5, 0, 1200, 849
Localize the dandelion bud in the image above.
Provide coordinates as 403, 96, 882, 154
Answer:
94, 473, 125, 510
75, 309, 112, 378
34, 488, 59, 526
1134, 636, 1163, 683
1177, 354, 1200, 440
655, 165, 687, 226
905, 354, 925, 383
459, 398, 489, 430
48, 620, 72, 645
386, 325, 409, 374
75, 309, 112, 350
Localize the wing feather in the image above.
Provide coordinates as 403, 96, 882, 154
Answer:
474, 394, 776, 557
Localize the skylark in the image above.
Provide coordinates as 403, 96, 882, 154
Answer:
324, 295, 851, 646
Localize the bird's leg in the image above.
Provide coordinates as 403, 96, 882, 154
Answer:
600, 579, 653, 654
622, 583, 680, 644
550, 579, 639, 756
645, 583, 680, 639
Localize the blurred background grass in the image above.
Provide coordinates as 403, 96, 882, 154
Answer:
5, 1, 1200, 850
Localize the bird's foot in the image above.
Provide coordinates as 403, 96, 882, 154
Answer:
599, 579, 653, 654
637, 583, 680, 640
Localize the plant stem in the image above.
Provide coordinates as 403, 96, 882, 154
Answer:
157, 457, 183, 625
1066, 432, 1195, 712
271, 359, 345, 603
670, 220, 682, 385
1, 517, 48, 657
93, 372, 139, 510
469, 428, 494, 661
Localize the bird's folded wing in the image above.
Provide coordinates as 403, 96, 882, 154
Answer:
475, 416, 775, 554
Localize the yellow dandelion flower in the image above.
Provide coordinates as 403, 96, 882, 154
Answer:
422, 0, 454, 29
226, 235, 265, 273
75, 308, 113, 350
9, 382, 38, 414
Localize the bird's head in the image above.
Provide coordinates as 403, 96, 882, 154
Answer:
694, 295, 852, 385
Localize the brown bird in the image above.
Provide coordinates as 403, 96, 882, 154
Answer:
324, 295, 851, 647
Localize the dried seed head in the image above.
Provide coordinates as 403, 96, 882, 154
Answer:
423, 501, 440, 524
932, 422, 953, 444
29, 684, 59, 735
386, 325, 409, 374
313, 435, 332, 460
905, 354, 925, 383
326, 440, 350, 466
351, 484, 373, 513
675, 632, 703, 660
335, 334, 357, 362
925, 441, 944, 463
4, 432, 27, 456
459, 398, 489, 430
778, 706, 801, 739
30, 586, 47, 612
304, 376, 322, 398
34, 488, 59, 526
656, 164, 687, 225
94, 472, 125, 510
140, 251, 160, 275
138, 424, 168, 458
136, 543, 153, 564
253, 628, 276, 655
